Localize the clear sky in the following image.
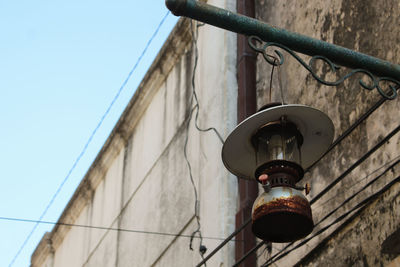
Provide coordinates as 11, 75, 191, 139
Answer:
0, 1, 178, 266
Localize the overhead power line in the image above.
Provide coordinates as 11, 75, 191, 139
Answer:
195, 93, 397, 267
314, 154, 400, 209
236, 156, 400, 267
264, 175, 400, 266
310, 122, 400, 205
240, 141, 400, 266
0, 216, 240, 242
9, 11, 171, 267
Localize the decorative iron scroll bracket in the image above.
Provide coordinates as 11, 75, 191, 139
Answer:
248, 36, 400, 100
165, 0, 400, 99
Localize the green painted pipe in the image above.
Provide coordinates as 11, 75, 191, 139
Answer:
166, 0, 400, 80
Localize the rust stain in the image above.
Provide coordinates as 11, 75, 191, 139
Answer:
252, 195, 312, 221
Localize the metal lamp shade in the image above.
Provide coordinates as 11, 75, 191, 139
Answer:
222, 104, 334, 180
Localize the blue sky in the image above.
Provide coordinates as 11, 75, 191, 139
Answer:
0, 1, 178, 266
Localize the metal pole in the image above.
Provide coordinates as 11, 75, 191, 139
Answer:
166, 0, 400, 80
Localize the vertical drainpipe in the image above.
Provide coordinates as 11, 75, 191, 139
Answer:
236, 0, 258, 266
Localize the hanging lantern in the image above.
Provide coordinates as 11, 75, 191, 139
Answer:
222, 104, 334, 242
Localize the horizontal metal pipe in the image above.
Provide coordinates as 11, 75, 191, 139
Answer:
166, 0, 400, 80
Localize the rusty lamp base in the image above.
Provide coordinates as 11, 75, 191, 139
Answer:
251, 186, 314, 243
252, 211, 313, 243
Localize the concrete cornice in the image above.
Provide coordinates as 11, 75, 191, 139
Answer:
30, 233, 53, 267
31, 17, 192, 266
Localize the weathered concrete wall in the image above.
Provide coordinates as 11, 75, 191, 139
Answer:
32, 0, 400, 266
255, 0, 400, 266
296, 181, 400, 267
31, 0, 238, 266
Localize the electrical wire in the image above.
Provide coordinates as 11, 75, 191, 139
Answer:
256, 242, 272, 261
233, 240, 265, 267
185, 18, 226, 265
8, 11, 171, 267
313, 154, 400, 210
237, 155, 399, 266
184, 20, 204, 256
262, 154, 400, 266
0, 216, 243, 242
314, 158, 400, 228
184, 20, 205, 265
224, 128, 400, 265
196, 68, 400, 267
240, 64, 400, 267
310, 122, 400, 205
194, 92, 395, 265
189, 23, 224, 144
228, 86, 400, 264
261, 77, 400, 267
305, 97, 387, 172
306, 84, 399, 172
263, 175, 400, 266
195, 217, 251, 267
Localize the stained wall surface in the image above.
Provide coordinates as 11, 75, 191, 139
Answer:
31, 0, 238, 266
254, 0, 400, 266
31, 1, 400, 266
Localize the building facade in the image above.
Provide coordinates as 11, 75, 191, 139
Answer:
31, 0, 238, 266
32, 0, 400, 266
